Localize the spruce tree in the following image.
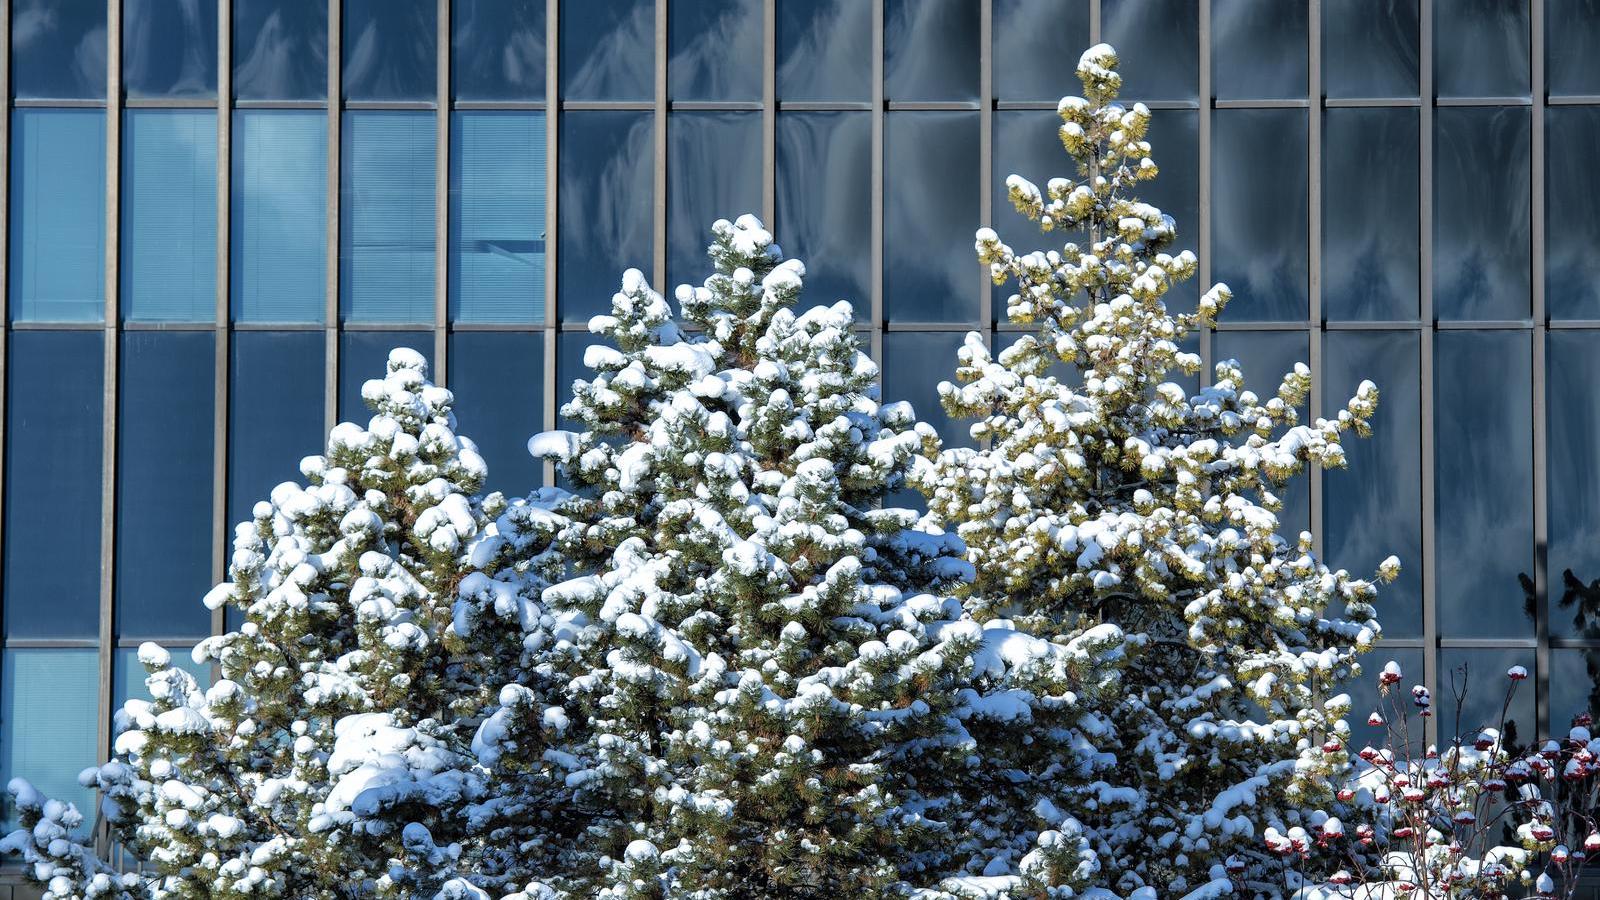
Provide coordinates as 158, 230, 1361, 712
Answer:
912, 45, 1394, 896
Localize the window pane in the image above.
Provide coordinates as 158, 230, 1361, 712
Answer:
117, 332, 214, 640
1323, 108, 1419, 321
453, 0, 545, 101
1102, 0, 1199, 102
1549, 0, 1600, 96
1549, 331, 1600, 640
232, 110, 326, 324
669, 0, 762, 101
1213, 330, 1310, 538
1552, 650, 1600, 730
776, 0, 870, 102
1340, 647, 1424, 753
886, 112, 979, 323
124, 0, 218, 98
993, 0, 1090, 101
233, 0, 328, 101
1435, 0, 1530, 98
228, 331, 325, 532
450, 111, 546, 324
11, 0, 107, 99
560, 0, 653, 102
9, 110, 105, 324
1438, 649, 1536, 744
1323, 0, 1419, 98
115, 646, 210, 711
667, 113, 762, 292
342, 0, 435, 101
122, 110, 218, 323
1546, 107, 1600, 320
1, 649, 98, 835
341, 111, 435, 324
884, 0, 978, 102
1212, 109, 1308, 322
448, 332, 545, 492
993, 109, 1083, 320
883, 331, 968, 449
1324, 331, 1422, 637
1212, 0, 1307, 100
1144, 110, 1200, 315
558, 112, 654, 323
776, 112, 870, 319
556, 331, 603, 432
1434, 107, 1530, 321
1436, 330, 1533, 640
3, 332, 102, 640
339, 332, 433, 423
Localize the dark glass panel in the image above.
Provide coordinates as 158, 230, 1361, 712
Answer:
3, 331, 102, 639
1549, 0, 1600, 96
776, 0, 870, 102
9, 109, 105, 323
450, 111, 546, 324
340, 111, 435, 324
1340, 647, 1425, 754
883, 331, 969, 449
556, 331, 604, 431
1435, 330, 1533, 639
1546, 107, 1600, 320
1101, 0, 1199, 102
886, 112, 980, 323
448, 332, 545, 492
1551, 650, 1600, 732
1145, 110, 1200, 315
124, 0, 218, 98
669, 0, 762, 101
453, 0, 545, 101
11, 0, 107, 99
1322, 0, 1419, 98
233, 0, 328, 100
342, 0, 435, 101
667, 113, 763, 292
558, 112, 654, 323
1435, 0, 1530, 98
228, 331, 325, 532
1211, 0, 1307, 100
1323, 108, 1419, 321
0, 650, 98, 834
339, 332, 433, 423
1213, 330, 1311, 538
1548, 332, 1600, 639
884, 0, 979, 102
1434, 107, 1531, 321
1211, 109, 1308, 322
232, 110, 327, 323
1437, 649, 1536, 746
560, 0, 654, 101
115, 646, 211, 711
775, 112, 870, 318
121, 110, 218, 323
993, 110, 1073, 241
992, 0, 1090, 101
1323, 331, 1422, 637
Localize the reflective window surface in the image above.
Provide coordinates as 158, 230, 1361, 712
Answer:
228, 331, 326, 531
0, 650, 97, 834
449, 333, 545, 492
1213, 330, 1310, 538
992, 0, 1089, 101
9, 109, 105, 324
1342, 647, 1425, 752
667, 113, 763, 292
343, 0, 436, 101
121, 110, 218, 323
1546, 107, 1600, 320
123, 0, 217, 98
1435, 330, 1534, 639
1102, 0, 1198, 101
1144, 111, 1200, 314
885, 0, 979, 101
1434, 107, 1531, 321
1323, 108, 1419, 321
883, 332, 969, 449
776, 112, 871, 317
776, 0, 870, 102
11, 0, 107, 99
1438, 648, 1537, 743
339, 332, 433, 423
116, 647, 211, 711
1323, 0, 1419, 98
559, 112, 654, 322
1551, 650, 1600, 728
670, 0, 762, 102
1435, 0, 1530, 98
233, 110, 327, 324
341, 111, 435, 324
560, 0, 654, 102
450, 111, 546, 324
116, 332, 214, 640
453, 0, 546, 101
1211, 109, 1308, 322
1549, 0, 1600, 96
233, 0, 327, 100
886, 112, 980, 323
556, 332, 602, 432
1212, 0, 1307, 101
1548, 332, 1600, 639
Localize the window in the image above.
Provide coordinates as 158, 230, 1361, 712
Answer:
885, 112, 979, 323
342, 0, 435, 101
1546, 107, 1600, 320
558, 112, 654, 323
228, 331, 326, 532
1213, 330, 1311, 537
1323, 108, 1419, 321
10, 0, 107, 99
123, 0, 218, 99
669, 0, 762, 102
448, 333, 545, 492
1211, 0, 1308, 101
450, 112, 546, 324
453, 0, 546, 101
992, 0, 1089, 101
121, 110, 218, 323
9, 110, 105, 323
1552, 650, 1600, 727
1435, 0, 1530, 98
232, 110, 327, 323
560, 0, 654, 102
234, 0, 328, 101
1, 650, 98, 835
1547, 331, 1600, 639
115, 646, 212, 711
1433, 107, 1531, 321
1142, 110, 1200, 314
883, 332, 968, 449
341, 111, 435, 324
1101, 0, 1199, 102
1211, 109, 1309, 322
1323, 0, 1419, 98
1438, 648, 1536, 737
667, 113, 762, 291
556, 332, 604, 432
339, 332, 433, 423
775, 112, 871, 319
884, 0, 978, 102
776, 0, 869, 103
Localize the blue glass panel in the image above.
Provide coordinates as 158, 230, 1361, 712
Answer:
1102, 0, 1199, 102
1546, 107, 1600, 320
9, 110, 105, 324
993, 110, 1072, 240
884, 0, 978, 101
1323, 0, 1419, 98
1340, 647, 1424, 754
1212, 109, 1308, 322
670, 0, 762, 101
886, 112, 980, 323
1323, 108, 1419, 321
1436, 330, 1534, 639
1436, 0, 1530, 98
557, 112, 654, 323
232, 110, 326, 323
775, 111, 871, 319
115, 646, 211, 711
883, 331, 968, 450
556, 331, 603, 432
1212, 0, 1307, 100
993, 0, 1089, 101
667, 112, 762, 292
11, 0, 107, 99
233, 0, 328, 101
342, 0, 435, 101
448, 332, 545, 492
123, 0, 218, 98
776, 0, 870, 102
1, 649, 98, 835
1437, 649, 1536, 745
116, 332, 214, 639
450, 111, 546, 324
1213, 330, 1310, 539
341, 111, 435, 324
228, 331, 325, 535
1144, 110, 1200, 315
1549, 0, 1600, 97
1434, 107, 1531, 321
1552, 650, 1600, 730
1548, 331, 1600, 639
560, 0, 653, 101
3, 332, 102, 640
339, 332, 433, 423
453, 0, 545, 101
1324, 331, 1422, 637
121, 110, 218, 323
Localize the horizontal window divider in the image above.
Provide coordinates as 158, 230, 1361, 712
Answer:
451, 100, 548, 111
776, 100, 873, 111
120, 321, 218, 331
11, 98, 107, 108
1545, 319, 1600, 329
1547, 638, 1600, 649
342, 100, 438, 111
882, 321, 986, 331
1548, 95, 1600, 105
1, 639, 102, 649
1214, 98, 1311, 109
1435, 96, 1533, 107
447, 322, 551, 332
230, 322, 327, 331
992, 99, 1207, 111
1435, 637, 1540, 649
1323, 96, 1423, 107
122, 97, 219, 109
340, 322, 443, 331
885, 100, 983, 111
1369, 637, 1426, 648
1322, 320, 1426, 330
669, 100, 764, 111
1213, 320, 1313, 331
234, 99, 329, 109
1434, 318, 1535, 330
560, 100, 655, 111
113, 638, 201, 648
7, 321, 106, 331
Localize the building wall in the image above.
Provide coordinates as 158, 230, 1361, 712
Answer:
0, 0, 1594, 876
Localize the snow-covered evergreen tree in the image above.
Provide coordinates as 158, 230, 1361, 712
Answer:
912, 44, 1393, 897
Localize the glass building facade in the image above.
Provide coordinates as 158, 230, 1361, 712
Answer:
0, 0, 1591, 885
